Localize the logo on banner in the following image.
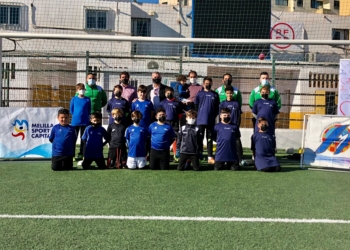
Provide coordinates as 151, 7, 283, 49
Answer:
11, 119, 29, 140
315, 124, 350, 155
270, 22, 295, 49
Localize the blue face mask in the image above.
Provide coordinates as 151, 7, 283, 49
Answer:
88, 79, 96, 86
261, 79, 269, 86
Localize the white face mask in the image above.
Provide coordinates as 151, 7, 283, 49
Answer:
187, 118, 196, 125
189, 78, 197, 84
88, 79, 96, 86
78, 89, 85, 95
261, 79, 269, 86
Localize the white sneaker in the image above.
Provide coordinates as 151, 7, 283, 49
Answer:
252, 155, 255, 161
77, 160, 83, 166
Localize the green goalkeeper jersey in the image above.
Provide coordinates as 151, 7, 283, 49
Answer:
248, 84, 281, 109
215, 85, 242, 107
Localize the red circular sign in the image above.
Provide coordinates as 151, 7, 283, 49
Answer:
270, 22, 295, 49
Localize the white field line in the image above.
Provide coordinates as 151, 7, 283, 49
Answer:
0, 214, 350, 224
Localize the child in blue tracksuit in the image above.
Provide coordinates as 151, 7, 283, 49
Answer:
212, 108, 240, 170
148, 107, 177, 170
251, 117, 281, 172
131, 85, 154, 129
194, 77, 220, 164
219, 85, 246, 166
125, 110, 149, 169
49, 108, 77, 171
106, 85, 130, 125
81, 112, 110, 170
70, 83, 91, 159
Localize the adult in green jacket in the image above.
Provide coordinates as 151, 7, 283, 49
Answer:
215, 73, 242, 107
77, 74, 107, 113
248, 72, 281, 109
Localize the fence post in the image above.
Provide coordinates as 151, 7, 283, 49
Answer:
85, 51, 89, 75
272, 56, 276, 87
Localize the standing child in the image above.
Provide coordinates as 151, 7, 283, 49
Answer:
81, 112, 110, 170
107, 108, 127, 169
176, 110, 203, 171
159, 87, 183, 162
252, 85, 280, 136
125, 111, 149, 169
106, 85, 130, 125
212, 108, 240, 170
148, 107, 177, 170
174, 74, 190, 105
219, 85, 246, 166
195, 77, 220, 164
132, 85, 154, 129
251, 117, 281, 172
70, 83, 91, 160
49, 108, 77, 171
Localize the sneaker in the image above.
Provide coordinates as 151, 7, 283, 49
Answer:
185, 160, 191, 169
77, 160, 83, 166
240, 160, 249, 166
208, 158, 215, 165
230, 165, 240, 171
252, 155, 255, 161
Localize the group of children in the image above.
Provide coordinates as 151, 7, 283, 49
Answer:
49, 72, 281, 172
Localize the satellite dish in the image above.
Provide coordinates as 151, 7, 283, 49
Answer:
147, 61, 159, 69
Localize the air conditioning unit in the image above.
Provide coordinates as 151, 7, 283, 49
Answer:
308, 52, 317, 63
147, 61, 159, 70
182, 46, 190, 57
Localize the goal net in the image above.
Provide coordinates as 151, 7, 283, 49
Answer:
1, 0, 350, 128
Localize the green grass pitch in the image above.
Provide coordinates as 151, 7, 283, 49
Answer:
1, 151, 350, 249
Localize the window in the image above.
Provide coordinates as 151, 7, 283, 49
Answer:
275, 0, 288, 6
311, 0, 323, 9
0, 5, 20, 25
131, 18, 151, 37
85, 9, 107, 30
332, 29, 349, 40
2, 63, 15, 79
334, 1, 340, 10
297, 0, 303, 7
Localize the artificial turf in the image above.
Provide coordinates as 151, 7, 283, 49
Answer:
0, 155, 350, 249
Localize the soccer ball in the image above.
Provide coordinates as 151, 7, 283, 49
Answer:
258, 53, 265, 60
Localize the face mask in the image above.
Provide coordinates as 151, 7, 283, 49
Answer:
261, 79, 269, 86
121, 79, 129, 85
205, 85, 211, 90
223, 117, 231, 123
190, 78, 197, 84
115, 116, 122, 122
91, 122, 101, 128
133, 118, 140, 124
187, 118, 196, 125
158, 116, 166, 122
78, 89, 85, 95
115, 92, 122, 98
167, 93, 174, 99
262, 93, 269, 99
88, 79, 96, 86
261, 124, 268, 132
152, 78, 162, 84
224, 80, 232, 86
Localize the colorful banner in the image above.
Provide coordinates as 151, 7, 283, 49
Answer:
303, 115, 350, 169
0, 108, 60, 158
337, 59, 350, 116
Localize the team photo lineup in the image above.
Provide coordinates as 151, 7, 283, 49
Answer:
51, 70, 281, 172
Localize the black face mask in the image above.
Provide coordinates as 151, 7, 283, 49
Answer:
167, 93, 174, 99
152, 78, 162, 84
223, 117, 231, 123
158, 116, 166, 122
115, 92, 122, 98
115, 116, 122, 122
133, 118, 141, 124
224, 80, 232, 86
91, 123, 101, 128
121, 79, 129, 85
261, 124, 268, 132
205, 85, 211, 90
262, 93, 269, 99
